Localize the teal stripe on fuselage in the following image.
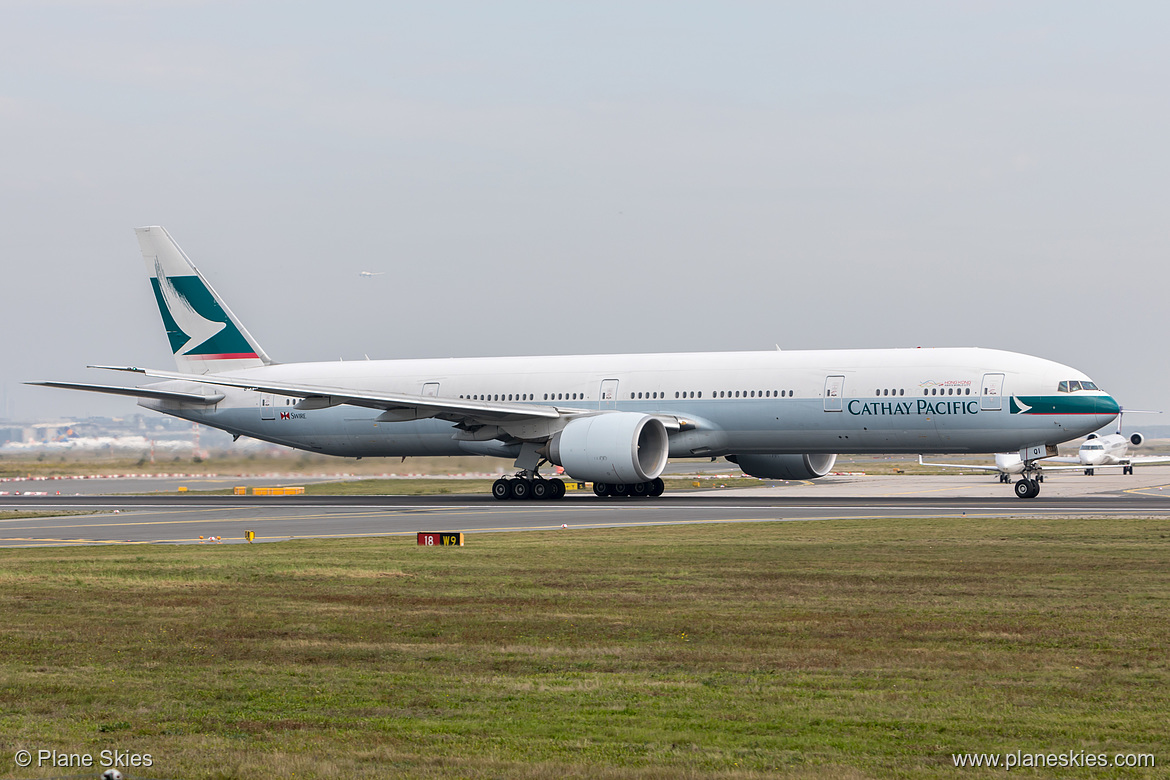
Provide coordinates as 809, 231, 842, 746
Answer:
1011, 395, 1121, 416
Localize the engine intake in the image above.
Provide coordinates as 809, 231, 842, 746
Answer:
548, 413, 669, 484
1130, 432, 1144, 447
727, 453, 837, 480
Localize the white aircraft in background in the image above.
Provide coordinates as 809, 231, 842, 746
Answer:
32, 226, 1122, 501
359, 270, 384, 278
921, 412, 1168, 480
919, 452, 1038, 483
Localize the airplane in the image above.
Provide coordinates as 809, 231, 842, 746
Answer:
31, 226, 1121, 501
921, 413, 1168, 480
359, 271, 384, 278
918, 452, 1037, 484
1057, 429, 1170, 475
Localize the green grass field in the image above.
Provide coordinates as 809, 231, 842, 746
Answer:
1, 517, 1166, 778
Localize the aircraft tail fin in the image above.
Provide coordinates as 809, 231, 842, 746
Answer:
136, 226, 271, 374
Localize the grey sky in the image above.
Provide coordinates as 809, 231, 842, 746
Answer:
3, 1, 1168, 420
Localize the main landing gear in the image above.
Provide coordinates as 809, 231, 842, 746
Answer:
492, 474, 567, 501
593, 478, 665, 499
491, 476, 668, 500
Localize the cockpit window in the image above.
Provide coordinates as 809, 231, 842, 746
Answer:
1081, 381, 1097, 390
1059, 379, 1098, 392
1058, 381, 1068, 393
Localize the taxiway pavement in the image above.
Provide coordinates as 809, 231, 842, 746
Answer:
1, 467, 1167, 547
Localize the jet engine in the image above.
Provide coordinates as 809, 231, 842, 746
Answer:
727, 453, 837, 480
548, 413, 669, 484
1130, 432, 1144, 447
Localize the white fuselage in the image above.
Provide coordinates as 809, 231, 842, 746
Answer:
1077, 435, 1130, 466
140, 346, 1120, 461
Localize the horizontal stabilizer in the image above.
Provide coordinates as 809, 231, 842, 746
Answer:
27, 381, 225, 405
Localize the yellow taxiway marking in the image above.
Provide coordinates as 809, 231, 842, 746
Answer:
0, 511, 1061, 546
1123, 484, 1170, 497
0, 538, 155, 545
879, 484, 992, 496
0, 508, 493, 532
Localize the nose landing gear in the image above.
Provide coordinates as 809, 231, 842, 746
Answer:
1013, 459, 1045, 498
1014, 477, 1041, 499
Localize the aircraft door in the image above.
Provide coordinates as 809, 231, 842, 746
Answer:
599, 379, 619, 410
823, 375, 845, 412
980, 373, 1005, 411
260, 393, 276, 420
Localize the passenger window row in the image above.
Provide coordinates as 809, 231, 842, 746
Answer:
458, 393, 585, 402
455, 390, 800, 403
705, 390, 794, 399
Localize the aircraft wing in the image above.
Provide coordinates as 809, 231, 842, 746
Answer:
1083, 456, 1170, 468
84, 365, 573, 424
917, 455, 1008, 473
27, 380, 225, 405
1037, 455, 1170, 470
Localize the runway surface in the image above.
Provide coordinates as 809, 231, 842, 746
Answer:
2, 468, 1169, 547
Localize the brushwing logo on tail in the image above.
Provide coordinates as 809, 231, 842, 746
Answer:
150, 259, 256, 359
154, 259, 226, 355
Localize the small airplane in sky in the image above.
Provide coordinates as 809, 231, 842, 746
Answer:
359, 271, 384, 278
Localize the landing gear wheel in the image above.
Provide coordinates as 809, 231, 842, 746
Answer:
610, 483, 630, 498
549, 478, 566, 499
509, 479, 531, 500
631, 481, 650, 497
1014, 478, 1041, 499
649, 477, 665, 497
593, 482, 610, 497
530, 479, 550, 500
1124, 465, 1133, 475
492, 478, 511, 501
1085, 468, 1095, 476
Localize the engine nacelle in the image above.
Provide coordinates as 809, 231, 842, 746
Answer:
1130, 432, 1144, 447
727, 453, 837, 480
548, 413, 669, 484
